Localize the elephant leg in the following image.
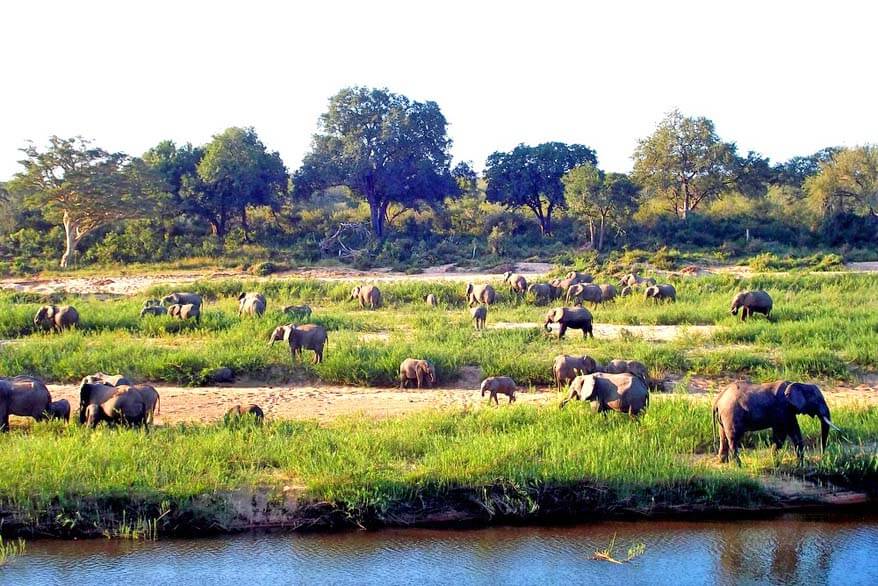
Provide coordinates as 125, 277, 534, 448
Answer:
557, 324, 567, 339
492, 392, 499, 406
729, 432, 742, 466
718, 428, 730, 462
0, 406, 8, 432
787, 418, 804, 464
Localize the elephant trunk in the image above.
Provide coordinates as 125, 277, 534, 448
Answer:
820, 416, 831, 453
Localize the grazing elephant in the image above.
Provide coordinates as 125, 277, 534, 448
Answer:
269, 323, 328, 364
480, 376, 516, 405
33, 305, 79, 332
46, 399, 71, 422
713, 380, 838, 465
544, 307, 594, 339
471, 305, 487, 330
601, 359, 649, 383
730, 290, 773, 322
597, 284, 617, 302
282, 305, 312, 320
620, 273, 656, 288
425, 294, 438, 308
645, 284, 676, 303
78, 382, 121, 424
142, 299, 162, 309
0, 375, 53, 431
556, 272, 592, 292
140, 305, 167, 318
620, 286, 633, 297
465, 283, 496, 306
84, 386, 148, 429
560, 373, 649, 415
527, 283, 561, 305
224, 404, 264, 424
503, 272, 528, 295
168, 303, 201, 322
552, 354, 599, 392
129, 384, 160, 424
565, 283, 602, 306
161, 292, 203, 309
351, 285, 382, 309
399, 358, 437, 389
80, 372, 132, 388
238, 292, 267, 317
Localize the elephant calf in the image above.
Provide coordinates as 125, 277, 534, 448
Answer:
269, 323, 328, 364
162, 292, 203, 309
503, 271, 528, 295
282, 305, 312, 320
480, 376, 516, 405
168, 303, 201, 322
33, 305, 79, 332
425, 294, 438, 308
565, 283, 602, 306
224, 404, 264, 424
466, 283, 496, 306
645, 284, 676, 303
552, 354, 599, 392
140, 305, 167, 318
399, 358, 437, 389
238, 292, 267, 317
619, 273, 656, 288
80, 372, 132, 388
527, 283, 562, 305
46, 399, 71, 422
560, 373, 649, 415
471, 306, 487, 330
351, 285, 382, 309
601, 359, 649, 384
544, 307, 593, 339
730, 290, 773, 322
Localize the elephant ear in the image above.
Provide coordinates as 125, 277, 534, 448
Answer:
784, 383, 808, 412
282, 326, 294, 343
580, 376, 597, 400
46, 306, 55, 319
238, 292, 246, 301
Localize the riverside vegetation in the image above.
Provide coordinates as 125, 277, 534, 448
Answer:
0, 269, 876, 536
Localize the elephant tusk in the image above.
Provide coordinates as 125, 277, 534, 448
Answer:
821, 416, 842, 433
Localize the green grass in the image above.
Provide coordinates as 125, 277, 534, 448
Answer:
0, 536, 26, 565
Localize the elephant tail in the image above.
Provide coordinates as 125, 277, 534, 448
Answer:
712, 404, 718, 454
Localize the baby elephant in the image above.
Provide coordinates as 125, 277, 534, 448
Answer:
552, 354, 599, 392
45, 399, 71, 422
33, 305, 79, 331
399, 358, 437, 389
142, 299, 162, 309
140, 305, 167, 318
730, 290, 773, 322
601, 359, 649, 383
425, 294, 438, 308
480, 376, 516, 405
282, 305, 312, 320
645, 284, 676, 303
224, 404, 264, 425
560, 373, 649, 415
471, 305, 487, 330
168, 303, 201, 323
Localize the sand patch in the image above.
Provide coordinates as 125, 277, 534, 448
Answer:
491, 321, 716, 341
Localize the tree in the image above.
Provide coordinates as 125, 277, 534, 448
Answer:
293, 87, 459, 238
563, 165, 638, 250
484, 142, 597, 235
10, 136, 158, 267
772, 147, 839, 188
632, 110, 756, 220
805, 146, 878, 217
452, 161, 479, 195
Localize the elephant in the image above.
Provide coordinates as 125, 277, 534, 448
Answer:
80, 372, 132, 388
140, 305, 167, 318
645, 284, 676, 303
597, 284, 617, 302
399, 358, 437, 389
168, 303, 201, 322
0, 375, 53, 431
46, 399, 71, 422
269, 323, 328, 364
552, 354, 599, 392
471, 305, 487, 330
480, 376, 516, 405
282, 305, 312, 320
142, 299, 162, 309
556, 272, 592, 291
351, 285, 382, 309
79, 381, 123, 424
565, 283, 603, 306
224, 404, 264, 424
238, 292, 267, 317
465, 283, 496, 306
33, 305, 79, 331
425, 294, 438, 308
620, 286, 633, 297
730, 290, 773, 322
619, 273, 656, 288
713, 380, 838, 465
161, 292, 203, 309
560, 373, 649, 415
601, 359, 649, 383
527, 283, 562, 305
129, 384, 160, 424
503, 272, 528, 295
84, 386, 148, 429
544, 307, 594, 339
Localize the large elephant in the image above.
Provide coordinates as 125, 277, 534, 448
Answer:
503, 272, 528, 295
33, 305, 79, 332
597, 284, 617, 302
168, 303, 201, 322
79, 382, 122, 424
465, 283, 496, 306
645, 284, 676, 303
544, 307, 593, 339
84, 386, 149, 429
269, 323, 328, 363
480, 376, 516, 405
552, 354, 599, 392
399, 358, 437, 389
601, 359, 649, 383
527, 283, 562, 305
129, 384, 160, 424
560, 373, 649, 414
555, 272, 592, 292
351, 285, 382, 309
730, 290, 773, 322
565, 283, 603, 306
238, 292, 267, 317
162, 292, 203, 309
619, 273, 656, 288
0, 375, 53, 431
713, 380, 838, 465
80, 372, 133, 388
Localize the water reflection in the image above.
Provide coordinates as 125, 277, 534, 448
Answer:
3, 514, 876, 585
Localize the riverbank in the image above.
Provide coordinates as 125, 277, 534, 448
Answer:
1, 399, 875, 539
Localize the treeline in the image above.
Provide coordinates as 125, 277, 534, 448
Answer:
0, 86, 876, 272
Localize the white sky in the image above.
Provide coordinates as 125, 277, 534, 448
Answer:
1, 0, 876, 180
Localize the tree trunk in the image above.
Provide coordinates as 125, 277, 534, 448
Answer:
543, 206, 553, 235
60, 211, 80, 269
598, 214, 606, 251
588, 218, 596, 248
369, 198, 386, 238
682, 183, 690, 220
241, 205, 250, 243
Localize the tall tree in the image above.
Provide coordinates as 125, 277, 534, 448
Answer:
772, 147, 840, 188
293, 87, 459, 238
563, 165, 638, 250
10, 136, 158, 267
632, 110, 754, 219
484, 142, 597, 235
805, 146, 878, 217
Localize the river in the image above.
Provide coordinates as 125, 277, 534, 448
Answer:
3, 513, 877, 585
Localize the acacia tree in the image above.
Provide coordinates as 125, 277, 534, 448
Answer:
293, 87, 459, 238
805, 145, 878, 217
484, 142, 597, 235
11, 136, 157, 267
563, 164, 638, 250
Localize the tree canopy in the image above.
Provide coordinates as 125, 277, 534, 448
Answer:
563, 164, 638, 250
293, 87, 459, 238
805, 145, 878, 218
484, 142, 597, 235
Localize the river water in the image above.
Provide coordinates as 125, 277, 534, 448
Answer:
2, 514, 877, 585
